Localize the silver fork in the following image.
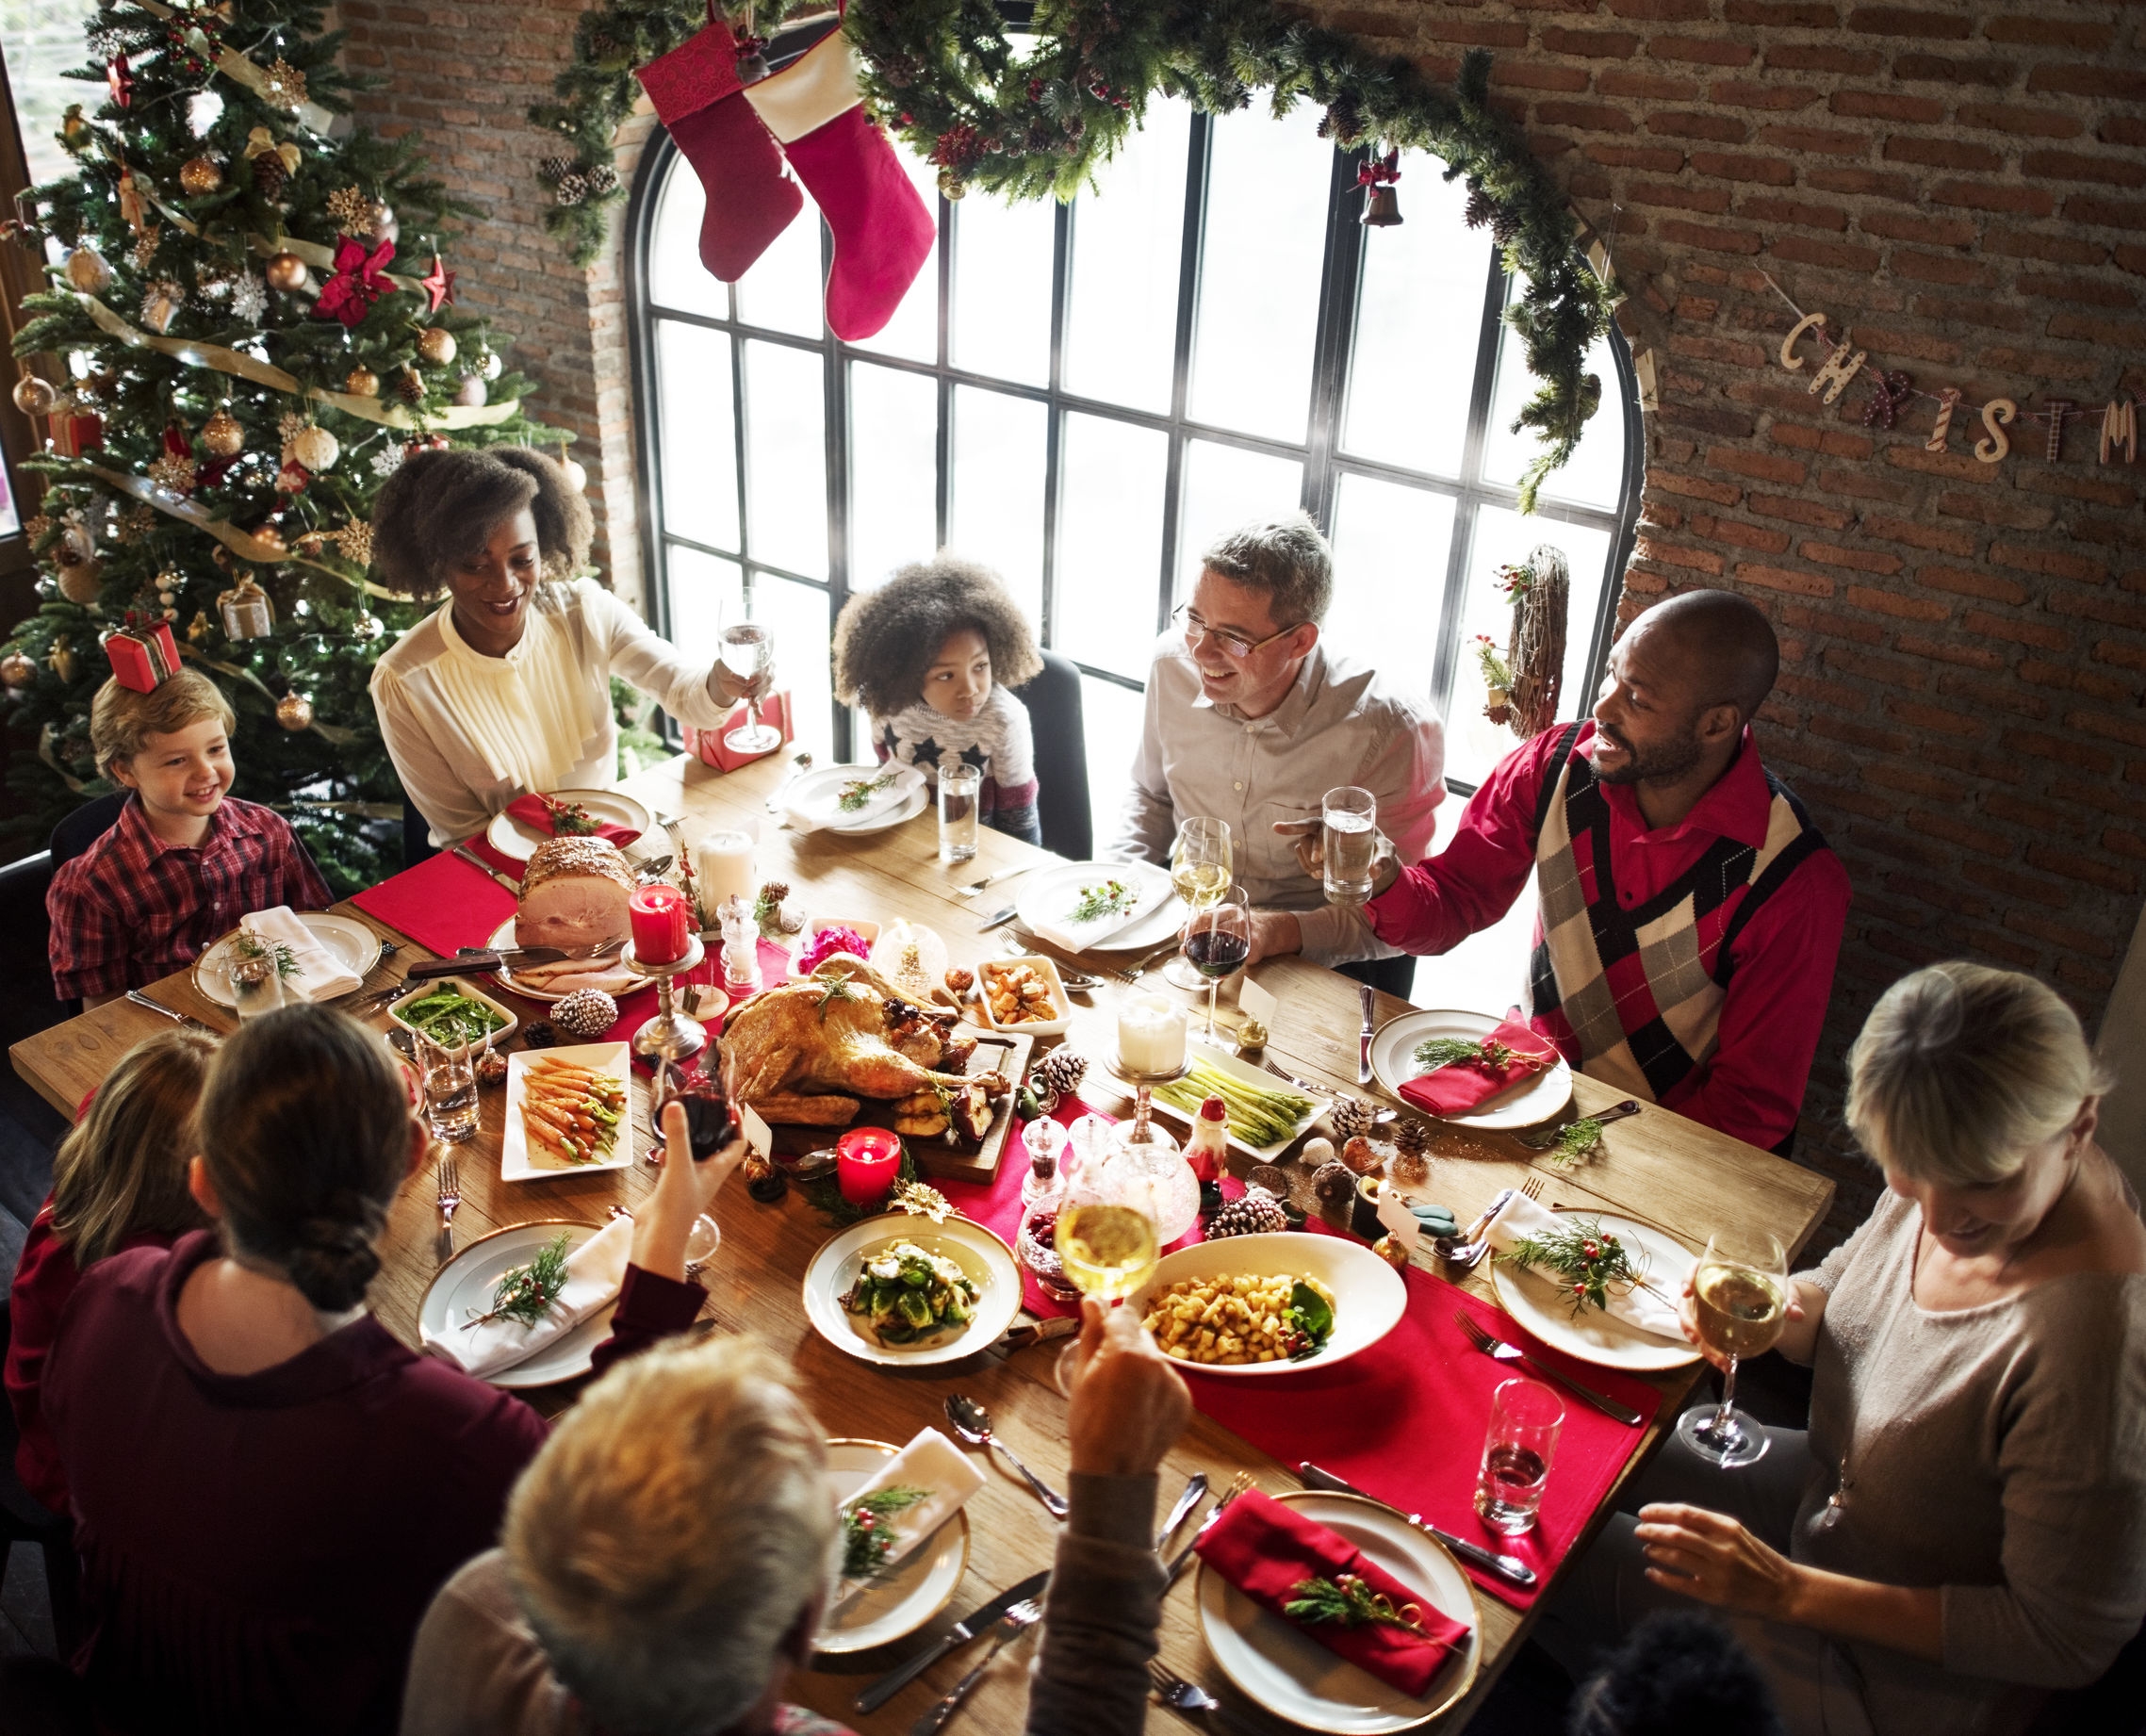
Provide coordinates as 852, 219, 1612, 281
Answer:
958, 862, 1037, 897
1453, 1307, 1643, 1425
435, 1155, 462, 1233
1149, 1659, 1260, 1734
1165, 1468, 1254, 1581
907, 1600, 1042, 1736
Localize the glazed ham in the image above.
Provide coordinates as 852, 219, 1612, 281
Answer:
515, 836, 634, 953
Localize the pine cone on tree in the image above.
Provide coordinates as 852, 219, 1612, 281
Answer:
1032, 1048, 1088, 1104
253, 151, 288, 202
1207, 1186, 1288, 1239
1330, 1093, 1374, 1141
1464, 183, 1496, 230
394, 365, 426, 404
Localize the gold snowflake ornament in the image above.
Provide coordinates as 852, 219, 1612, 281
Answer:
261, 57, 307, 114
324, 185, 373, 232
334, 520, 374, 565
147, 450, 198, 493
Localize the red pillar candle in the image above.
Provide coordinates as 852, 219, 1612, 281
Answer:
834, 1126, 903, 1206
627, 883, 692, 965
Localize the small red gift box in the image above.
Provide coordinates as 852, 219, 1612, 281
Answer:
683, 689, 795, 772
105, 621, 180, 693
52, 414, 105, 457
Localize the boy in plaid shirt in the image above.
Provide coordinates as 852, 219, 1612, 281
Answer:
47, 668, 331, 1006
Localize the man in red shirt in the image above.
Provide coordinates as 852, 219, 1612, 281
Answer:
1293, 591, 1849, 1154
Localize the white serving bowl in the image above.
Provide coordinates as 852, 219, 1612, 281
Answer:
973, 954, 1072, 1038
789, 915, 882, 980
1125, 1232, 1408, 1377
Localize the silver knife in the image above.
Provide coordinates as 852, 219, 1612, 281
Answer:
1297, 1463, 1538, 1589
1358, 982, 1376, 1085
1165, 1486, 1242, 1583
450, 843, 521, 893
123, 990, 215, 1032
852, 1569, 1051, 1714
996, 1315, 1079, 1354
977, 904, 1020, 932
1156, 1471, 1208, 1554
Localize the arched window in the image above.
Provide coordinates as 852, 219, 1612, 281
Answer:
629, 81, 1641, 824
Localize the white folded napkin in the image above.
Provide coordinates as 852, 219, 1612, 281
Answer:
240, 906, 362, 1003
832, 1427, 987, 1604
787, 764, 918, 832
423, 1215, 633, 1380
1485, 1193, 1690, 1341
1026, 868, 1165, 955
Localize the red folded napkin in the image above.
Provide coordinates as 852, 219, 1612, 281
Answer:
1195, 1488, 1469, 1701
503, 793, 641, 850
1398, 1019, 1560, 1118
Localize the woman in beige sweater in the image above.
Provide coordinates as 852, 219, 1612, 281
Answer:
1543, 961, 2146, 1736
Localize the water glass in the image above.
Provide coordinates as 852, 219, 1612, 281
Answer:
1321, 786, 1379, 905
938, 762, 982, 863
227, 950, 284, 1022
1474, 1377, 1564, 1535
420, 1033, 480, 1144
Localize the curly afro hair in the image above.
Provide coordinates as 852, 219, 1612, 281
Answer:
831, 554, 1042, 718
1569, 1612, 1785, 1736
369, 447, 595, 598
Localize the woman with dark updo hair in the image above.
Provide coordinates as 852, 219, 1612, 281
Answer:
369, 447, 773, 844
40, 1003, 741, 1734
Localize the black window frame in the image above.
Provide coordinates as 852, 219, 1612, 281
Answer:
625, 18, 1644, 781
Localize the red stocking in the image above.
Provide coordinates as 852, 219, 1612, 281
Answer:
636, 19, 802, 283
742, 30, 932, 341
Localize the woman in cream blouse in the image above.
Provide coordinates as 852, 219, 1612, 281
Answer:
369, 448, 769, 845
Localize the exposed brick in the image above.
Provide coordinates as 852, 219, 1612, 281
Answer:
1955, 104, 2083, 139
1738, 195, 1849, 230
1660, 218, 1764, 253
1650, 111, 1753, 142
1537, 101, 1640, 133
1541, 26, 1642, 55
1892, 53, 2011, 86
1690, 151, 1796, 185
1711, 79, 1827, 111
1648, 36, 1757, 66
1757, 125, 1867, 156
2065, 196, 2146, 231
1918, 565, 2030, 604
1585, 142, 1688, 172
1845, 584, 1948, 621
2023, 151, 2146, 189
1765, 43, 1882, 74
1736, 562, 1837, 597
1767, 236, 1885, 271
1834, 90, 1948, 123
1726, 1, 1840, 22
2025, 64, 2146, 102
1846, 7, 1971, 37
1883, 136, 2002, 172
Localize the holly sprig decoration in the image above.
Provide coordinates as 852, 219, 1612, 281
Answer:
841, 1484, 931, 1578
464, 1232, 572, 1329
1413, 1034, 1515, 1073
1285, 1573, 1429, 1636
1472, 634, 1514, 695
1497, 1216, 1644, 1318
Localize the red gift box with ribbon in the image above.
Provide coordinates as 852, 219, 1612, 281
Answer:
105, 621, 180, 693
682, 689, 794, 772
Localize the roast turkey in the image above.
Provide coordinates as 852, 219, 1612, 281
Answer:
516, 837, 634, 953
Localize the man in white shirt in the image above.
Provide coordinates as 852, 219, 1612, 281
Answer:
1107, 515, 1446, 989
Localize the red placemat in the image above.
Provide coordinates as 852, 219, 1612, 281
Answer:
351, 849, 516, 957
1182, 1253, 1661, 1610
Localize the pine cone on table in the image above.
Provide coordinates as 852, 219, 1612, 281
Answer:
1311, 1160, 1356, 1207
1206, 1186, 1288, 1239
1032, 1048, 1088, 1103
552, 989, 618, 1041
1330, 1093, 1374, 1141
1392, 1117, 1431, 1180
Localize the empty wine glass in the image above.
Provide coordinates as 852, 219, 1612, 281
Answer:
1183, 889, 1251, 1044
719, 612, 779, 755
1163, 816, 1232, 991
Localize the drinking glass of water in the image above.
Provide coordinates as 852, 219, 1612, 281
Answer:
225, 945, 284, 1022
938, 762, 982, 863
419, 1031, 480, 1144
1474, 1377, 1564, 1534
1679, 1227, 1789, 1468
1321, 786, 1378, 905
719, 619, 780, 755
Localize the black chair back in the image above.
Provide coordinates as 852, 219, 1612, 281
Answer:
1009, 650, 1091, 861
47, 792, 128, 874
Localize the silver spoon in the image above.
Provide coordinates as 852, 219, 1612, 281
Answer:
767, 750, 814, 815
943, 1394, 1069, 1519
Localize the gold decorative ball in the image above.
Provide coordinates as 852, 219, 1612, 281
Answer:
57, 557, 102, 605
179, 155, 223, 196
10, 374, 57, 417
275, 690, 314, 731
344, 365, 380, 399
64, 245, 112, 293
1, 650, 36, 689
287, 424, 339, 471
451, 373, 487, 408
265, 251, 310, 293
200, 408, 245, 457
415, 326, 457, 368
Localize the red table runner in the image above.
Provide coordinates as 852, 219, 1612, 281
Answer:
1182, 1251, 1661, 1610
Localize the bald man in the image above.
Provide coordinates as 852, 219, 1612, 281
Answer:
1298, 591, 1850, 1154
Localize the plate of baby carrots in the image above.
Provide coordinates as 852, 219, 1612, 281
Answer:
501, 1042, 637, 1181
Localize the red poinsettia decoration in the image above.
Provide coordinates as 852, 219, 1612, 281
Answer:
313, 234, 396, 327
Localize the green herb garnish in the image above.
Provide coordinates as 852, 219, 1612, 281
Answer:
1285, 1573, 1430, 1635
841, 1485, 930, 1578
232, 934, 302, 980
1412, 1035, 1515, 1074
837, 770, 897, 813
1497, 1215, 1645, 1317
542, 794, 600, 835
1542, 1117, 1604, 1173
464, 1232, 571, 1330
1284, 1281, 1335, 1361
1068, 877, 1135, 924
816, 976, 860, 1022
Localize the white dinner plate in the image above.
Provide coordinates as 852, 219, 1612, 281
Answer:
829, 779, 929, 835
1488, 1208, 1701, 1372
814, 1438, 973, 1654
786, 763, 928, 832
484, 917, 640, 1002
1135, 1047, 1327, 1163
1125, 1233, 1406, 1377
801, 1217, 1023, 1368
1013, 859, 1179, 951
1196, 1489, 1481, 1731
484, 789, 652, 863
418, 1220, 618, 1389
500, 1041, 639, 1181
1368, 1009, 1573, 1131
192, 912, 380, 1007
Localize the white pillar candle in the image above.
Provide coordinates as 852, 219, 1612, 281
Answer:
693, 827, 757, 913
1117, 992, 1188, 1076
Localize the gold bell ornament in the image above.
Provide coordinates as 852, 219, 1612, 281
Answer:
1358, 149, 1402, 227
274, 689, 314, 731
64, 245, 112, 293
47, 636, 80, 683
1, 650, 36, 689
217, 575, 275, 639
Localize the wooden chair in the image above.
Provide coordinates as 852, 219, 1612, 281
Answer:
1009, 649, 1092, 861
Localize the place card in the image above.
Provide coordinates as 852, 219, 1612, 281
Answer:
739, 1100, 772, 1159
1239, 974, 1278, 1028
1375, 1184, 1422, 1253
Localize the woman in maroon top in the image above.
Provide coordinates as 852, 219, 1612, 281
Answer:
7, 1027, 213, 1513
41, 1005, 735, 1736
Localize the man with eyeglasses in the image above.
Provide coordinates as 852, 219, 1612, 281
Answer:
1108, 514, 1446, 991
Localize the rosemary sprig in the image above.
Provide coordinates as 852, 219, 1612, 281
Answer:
233, 934, 303, 981
816, 976, 860, 1023
837, 770, 897, 812
463, 1232, 572, 1330
1540, 1117, 1604, 1173
1284, 1574, 1429, 1636
1412, 1035, 1515, 1073
1497, 1215, 1645, 1317
841, 1484, 931, 1578
1068, 878, 1134, 924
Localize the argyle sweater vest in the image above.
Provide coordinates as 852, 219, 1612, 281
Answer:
1523, 723, 1828, 1105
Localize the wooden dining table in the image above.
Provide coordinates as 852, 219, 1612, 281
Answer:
12, 747, 1832, 1733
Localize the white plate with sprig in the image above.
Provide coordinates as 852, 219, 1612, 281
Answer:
418, 1220, 619, 1389
484, 789, 652, 862
1487, 1207, 1700, 1373
785, 762, 928, 832
815, 1438, 972, 1654
192, 911, 381, 1007
1368, 1009, 1572, 1131
1012, 860, 1179, 951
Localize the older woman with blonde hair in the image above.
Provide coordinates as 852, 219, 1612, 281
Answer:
1540, 961, 2146, 1736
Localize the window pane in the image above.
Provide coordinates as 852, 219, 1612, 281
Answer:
848, 362, 938, 589
1448, 505, 1614, 786
1324, 474, 1456, 710
747, 572, 837, 764
1175, 440, 1303, 601
1341, 167, 1490, 479
951, 386, 1047, 631
1482, 297, 1628, 512
735, 208, 827, 337
742, 340, 827, 580
647, 155, 729, 320
1064, 99, 1191, 414
1188, 105, 1330, 443
664, 545, 744, 666
848, 141, 942, 365
1056, 413, 1168, 681
654, 321, 739, 553
952, 189, 1053, 385
1083, 675, 1148, 853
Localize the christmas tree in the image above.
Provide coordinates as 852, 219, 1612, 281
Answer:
3, 0, 559, 891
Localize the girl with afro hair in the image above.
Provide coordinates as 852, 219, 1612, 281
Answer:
832, 555, 1044, 844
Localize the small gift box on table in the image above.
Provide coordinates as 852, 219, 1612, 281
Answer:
683, 689, 794, 772
105, 621, 180, 693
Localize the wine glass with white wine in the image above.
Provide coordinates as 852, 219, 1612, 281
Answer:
1678, 1227, 1789, 1468
719, 612, 780, 755
1051, 1201, 1160, 1399
1163, 815, 1232, 991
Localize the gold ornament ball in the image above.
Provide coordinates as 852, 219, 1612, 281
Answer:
265, 252, 310, 293
0, 650, 35, 689
200, 408, 245, 457
288, 424, 339, 471
344, 365, 380, 399
179, 155, 223, 196
275, 690, 314, 732
10, 375, 57, 417
64, 245, 112, 293
416, 327, 457, 368
57, 559, 102, 606
451, 373, 487, 409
